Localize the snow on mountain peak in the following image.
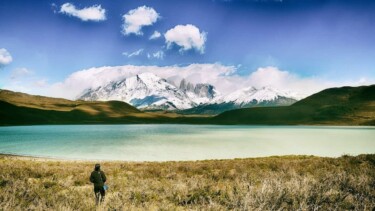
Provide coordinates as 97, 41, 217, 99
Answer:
79, 73, 196, 110
137, 72, 164, 82
216, 86, 299, 105
78, 73, 301, 111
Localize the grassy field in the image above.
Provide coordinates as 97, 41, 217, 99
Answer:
0, 154, 374, 210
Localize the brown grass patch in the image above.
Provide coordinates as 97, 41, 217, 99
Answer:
0, 155, 374, 210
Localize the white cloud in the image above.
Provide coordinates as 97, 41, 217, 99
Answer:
245, 67, 328, 98
5, 64, 373, 101
164, 24, 207, 54
147, 50, 165, 60
0, 48, 13, 66
43, 64, 234, 99
149, 31, 161, 40
241, 66, 375, 98
122, 49, 144, 58
122, 6, 160, 36
60, 3, 106, 22
10, 68, 33, 80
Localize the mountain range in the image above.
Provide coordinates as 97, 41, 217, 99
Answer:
0, 85, 374, 126
78, 72, 299, 114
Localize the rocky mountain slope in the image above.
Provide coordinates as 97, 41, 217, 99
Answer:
79, 73, 298, 113
181, 86, 299, 114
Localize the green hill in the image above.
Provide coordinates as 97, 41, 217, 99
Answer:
213, 85, 375, 125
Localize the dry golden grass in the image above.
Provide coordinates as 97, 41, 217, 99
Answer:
0, 154, 374, 210
0, 89, 205, 121
0, 89, 77, 111
0, 89, 144, 116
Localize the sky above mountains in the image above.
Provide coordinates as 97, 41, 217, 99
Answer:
0, 0, 374, 98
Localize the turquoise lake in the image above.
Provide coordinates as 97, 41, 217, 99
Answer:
0, 125, 374, 161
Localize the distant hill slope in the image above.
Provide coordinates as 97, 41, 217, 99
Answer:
0, 89, 194, 125
213, 85, 375, 125
0, 89, 142, 115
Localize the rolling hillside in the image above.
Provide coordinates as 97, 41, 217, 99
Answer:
0, 90, 203, 125
213, 85, 375, 125
0, 85, 374, 126
0, 89, 141, 114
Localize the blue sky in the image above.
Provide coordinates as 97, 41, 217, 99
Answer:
0, 0, 374, 97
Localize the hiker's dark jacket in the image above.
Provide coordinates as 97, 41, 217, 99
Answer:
90, 170, 107, 188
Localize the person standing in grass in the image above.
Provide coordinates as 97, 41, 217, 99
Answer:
90, 163, 107, 205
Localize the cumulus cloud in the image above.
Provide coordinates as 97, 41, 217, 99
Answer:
239, 66, 373, 99
60, 3, 106, 22
243, 67, 324, 98
122, 6, 160, 36
122, 49, 144, 58
164, 24, 207, 54
6, 64, 373, 100
147, 50, 165, 60
0, 48, 13, 66
44, 64, 235, 98
149, 31, 161, 40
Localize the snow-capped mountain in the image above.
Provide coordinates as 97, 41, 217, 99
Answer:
78, 72, 299, 112
79, 73, 216, 110
180, 86, 299, 115
215, 86, 299, 105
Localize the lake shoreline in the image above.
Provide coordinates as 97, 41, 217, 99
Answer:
0, 153, 325, 163
1, 122, 375, 127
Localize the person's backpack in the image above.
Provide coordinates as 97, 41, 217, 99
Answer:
97, 171, 103, 182
98, 171, 108, 190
